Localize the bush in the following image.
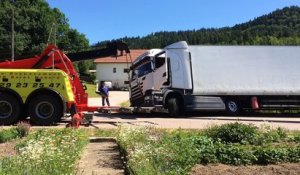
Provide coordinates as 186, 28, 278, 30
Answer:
216, 143, 257, 165
292, 132, 300, 142
206, 122, 259, 144
276, 127, 287, 139
0, 128, 19, 143
190, 136, 218, 164
191, 136, 257, 165
256, 125, 288, 145
16, 122, 31, 138
287, 147, 300, 162
151, 133, 199, 174
254, 147, 289, 164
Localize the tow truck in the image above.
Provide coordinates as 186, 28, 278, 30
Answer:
0, 41, 130, 127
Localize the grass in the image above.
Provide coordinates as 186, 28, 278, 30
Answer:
84, 128, 116, 137
85, 83, 100, 97
0, 122, 30, 143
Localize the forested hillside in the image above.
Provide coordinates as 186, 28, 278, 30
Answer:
94, 6, 300, 49
0, 0, 92, 74
0, 3, 299, 73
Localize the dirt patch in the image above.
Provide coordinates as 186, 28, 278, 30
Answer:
0, 141, 17, 158
76, 137, 124, 175
190, 163, 300, 175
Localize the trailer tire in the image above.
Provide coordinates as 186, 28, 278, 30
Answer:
0, 93, 21, 125
225, 99, 240, 116
28, 94, 63, 125
168, 98, 180, 117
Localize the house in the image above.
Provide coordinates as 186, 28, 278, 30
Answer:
94, 50, 147, 89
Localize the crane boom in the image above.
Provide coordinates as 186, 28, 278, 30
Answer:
0, 41, 130, 63
67, 41, 130, 62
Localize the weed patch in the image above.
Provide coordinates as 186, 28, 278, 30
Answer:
117, 124, 300, 175
0, 128, 88, 175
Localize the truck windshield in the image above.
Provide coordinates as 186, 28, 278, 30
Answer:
134, 61, 152, 78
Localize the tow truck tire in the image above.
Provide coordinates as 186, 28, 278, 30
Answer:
168, 98, 180, 117
225, 99, 240, 116
28, 94, 63, 125
0, 93, 21, 125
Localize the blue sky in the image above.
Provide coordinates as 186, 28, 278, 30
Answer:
47, 0, 300, 45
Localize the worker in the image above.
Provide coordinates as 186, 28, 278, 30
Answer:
98, 81, 110, 106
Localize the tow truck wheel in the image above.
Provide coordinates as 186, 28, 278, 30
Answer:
28, 94, 63, 125
0, 93, 21, 125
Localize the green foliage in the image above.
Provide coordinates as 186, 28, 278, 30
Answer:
77, 61, 89, 74
206, 122, 259, 144
116, 126, 149, 151
287, 147, 300, 162
190, 136, 218, 164
276, 127, 288, 139
293, 132, 300, 142
117, 127, 199, 175
216, 143, 257, 165
0, 128, 19, 143
116, 125, 300, 174
254, 147, 289, 164
192, 136, 256, 165
0, 0, 89, 59
84, 83, 99, 97
94, 6, 300, 49
0, 125, 30, 143
256, 125, 288, 145
0, 128, 88, 175
151, 133, 199, 174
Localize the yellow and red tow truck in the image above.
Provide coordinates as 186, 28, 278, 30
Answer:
0, 41, 130, 127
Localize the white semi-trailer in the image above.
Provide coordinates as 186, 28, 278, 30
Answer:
129, 41, 300, 116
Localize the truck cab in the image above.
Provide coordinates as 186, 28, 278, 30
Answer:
129, 42, 193, 113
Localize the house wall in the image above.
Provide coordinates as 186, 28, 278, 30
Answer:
96, 63, 130, 89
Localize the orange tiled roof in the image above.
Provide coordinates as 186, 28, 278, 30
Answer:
94, 50, 147, 63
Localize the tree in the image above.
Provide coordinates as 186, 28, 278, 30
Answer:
0, 0, 89, 58
0, 0, 90, 74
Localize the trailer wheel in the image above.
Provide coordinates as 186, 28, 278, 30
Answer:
168, 98, 180, 117
225, 99, 240, 116
0, 93, 21, 125
28, 94, 63, 125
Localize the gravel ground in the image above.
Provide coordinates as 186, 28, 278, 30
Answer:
190, 163, 300, 175
88, 91, 129, 107
0, 141, 17, 158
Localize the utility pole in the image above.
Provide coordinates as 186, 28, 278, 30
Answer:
11, 0, 15, 62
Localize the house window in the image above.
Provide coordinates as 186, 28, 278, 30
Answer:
113, 67, 116, 73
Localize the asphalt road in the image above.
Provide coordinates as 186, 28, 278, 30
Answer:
80, 112, 300, 130
84, 92, 300, 130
